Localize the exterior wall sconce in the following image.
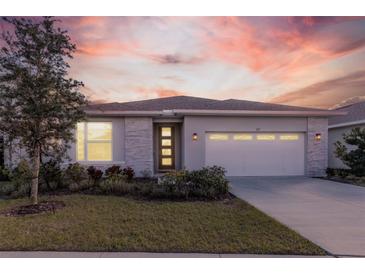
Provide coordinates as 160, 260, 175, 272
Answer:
315, 133, 321, 141
192, 133, 198, 141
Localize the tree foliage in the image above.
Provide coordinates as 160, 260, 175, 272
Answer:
0, 17, 87, 203
335, 127, 365, 176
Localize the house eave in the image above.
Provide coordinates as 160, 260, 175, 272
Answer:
85, 110, 168, 117
173, 109, 346, 117
85, 109, 346, 117
328, 119, 365, 129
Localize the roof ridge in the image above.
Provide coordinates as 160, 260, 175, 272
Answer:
88, 95, 221, 107
214, 98, 325, 111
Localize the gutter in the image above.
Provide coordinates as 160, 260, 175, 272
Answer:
85, 110, 167, 117
173, 109, 346, 117
328, 119, 365, 129
85, 109, 347, 117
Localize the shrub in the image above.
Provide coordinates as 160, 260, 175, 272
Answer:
69, 180, 94, 192
155, 166, 229, 200
64, 163, 88, 183
326, 168, 351, 178
345, 174, 358, 182
159, 170, 190, 198
64, 163, 89, 192
39, 160, 64, 191
99, 173, 130, 194
326, 168, 335, 177
335, 127, 365, 176
0, 166, 11, 181
188, 166, 229, 199
140, 169, 152, 179
0, 181, 16, 196
138, 181, 154, 196
87, 166, 103, 185
105, 165, 122, 176
122, 166, 135, 181
9, 160, 33, 198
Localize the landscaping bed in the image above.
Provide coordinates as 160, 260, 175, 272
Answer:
326, 168, 365, 187
0, 162, 230, 201
1, 200, 65, 217
0, 194, 326, 255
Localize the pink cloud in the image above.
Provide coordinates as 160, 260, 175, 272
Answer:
202, 17, 365, 80
134, 86, 185, 99
76, 41, 136, 56
269, 70, 365, 108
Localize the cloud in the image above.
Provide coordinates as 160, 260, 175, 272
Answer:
202, 17, 365, 79
88, 99, 111, 105
133, 86, 185, 99
76, 41, 136, 56
155, 88, 183, 97
269, 70, 365, 108
145, 53, 203, 65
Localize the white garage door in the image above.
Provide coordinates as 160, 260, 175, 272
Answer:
205, 132, 305, 176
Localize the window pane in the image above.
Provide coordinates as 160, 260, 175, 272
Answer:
161, 158, 172, 166
161, 149, 172, 156
233, 134, 253, 141
208, 134, 229, 141
87, 122, 112, 141
257, 134, 276, 141
77, 122, 85, 161
280, 134, 299, 141
161, 139, 171, 146
161, 127, 171, 137
87, 143, 112, 161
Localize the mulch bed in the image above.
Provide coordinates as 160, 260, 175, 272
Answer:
1, 201, 66, 217
322, 176, 365, 187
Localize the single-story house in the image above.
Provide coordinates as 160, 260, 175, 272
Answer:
328, 101, 365, 169
3, 96, 345, 177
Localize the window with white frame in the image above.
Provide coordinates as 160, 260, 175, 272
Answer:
77, 122, 112, 161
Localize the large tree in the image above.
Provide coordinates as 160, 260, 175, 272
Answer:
0, 17, 87, 204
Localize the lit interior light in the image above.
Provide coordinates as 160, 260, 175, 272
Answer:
315, 133, 321, 141
192, 133, 198, 141
280, 135, 299, 141
257, 134, 276, 141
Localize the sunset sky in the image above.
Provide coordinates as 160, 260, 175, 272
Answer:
2, 16, 365, 109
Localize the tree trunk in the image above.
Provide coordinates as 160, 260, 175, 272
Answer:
30, 143, 40, 205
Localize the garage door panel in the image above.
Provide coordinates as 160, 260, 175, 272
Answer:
205, 132, 305, 176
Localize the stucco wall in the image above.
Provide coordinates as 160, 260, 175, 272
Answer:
306, 117, 328, 177
328, 124, 365, 169
183, 116, 308, 171
124, 117, 153, 176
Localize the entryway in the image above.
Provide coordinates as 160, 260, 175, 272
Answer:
153, 123, 182, 173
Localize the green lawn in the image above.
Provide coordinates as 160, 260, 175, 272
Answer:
0, 194, 326, 255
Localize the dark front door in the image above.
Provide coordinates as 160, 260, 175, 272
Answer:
158, 126, 175, 170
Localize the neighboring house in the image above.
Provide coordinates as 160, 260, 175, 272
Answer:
328, 101, 365, 169
4, 96, 344, 177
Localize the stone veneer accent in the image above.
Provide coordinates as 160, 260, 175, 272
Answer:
306, 117, 328, 177
124, 117, 153, 176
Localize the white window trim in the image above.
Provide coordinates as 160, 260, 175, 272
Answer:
77, 122, 113, 162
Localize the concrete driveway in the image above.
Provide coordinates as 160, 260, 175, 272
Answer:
229, 176, 365, 256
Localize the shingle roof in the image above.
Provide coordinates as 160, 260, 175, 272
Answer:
86, 95, 323, 112
329, 101, 365, 125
